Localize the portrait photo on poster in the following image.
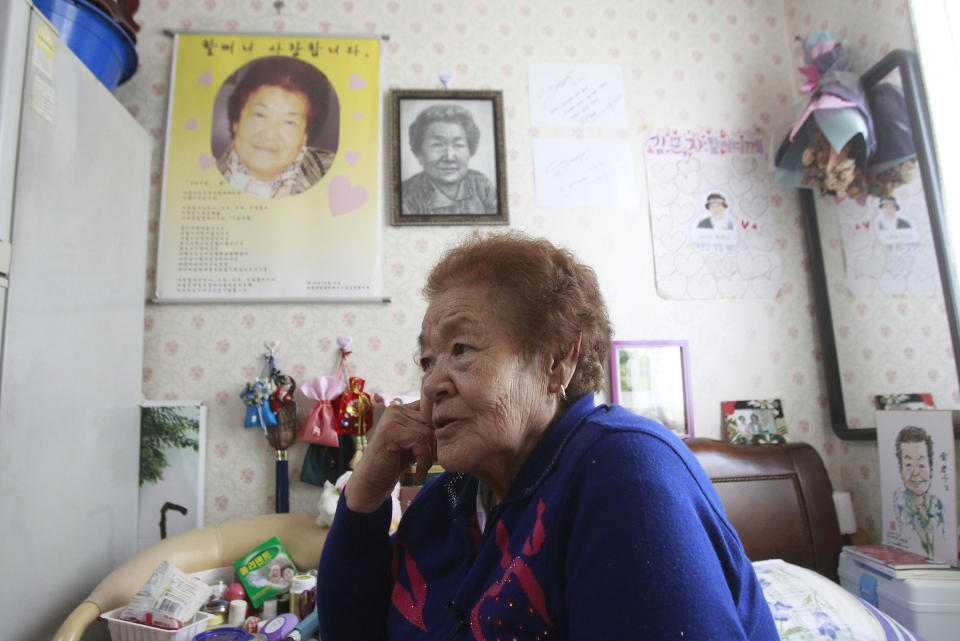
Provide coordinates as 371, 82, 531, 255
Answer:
689, 189, 739, 248
721, 398, 787, 446
391, 89, 508, 225
877, 410, 958, 565
211, 55, 341, 200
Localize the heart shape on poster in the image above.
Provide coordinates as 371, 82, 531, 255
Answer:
329, 176, 368, 216
350, 74, 367, 90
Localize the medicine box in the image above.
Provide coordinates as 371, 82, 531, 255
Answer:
838, 549, 960, 641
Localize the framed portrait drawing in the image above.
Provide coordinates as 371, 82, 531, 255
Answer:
877, 410, 957, 564
610, 340, 693, 437
391, 89, 509, 225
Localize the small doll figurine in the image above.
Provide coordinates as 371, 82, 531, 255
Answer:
267, 372, 299, 452
241, 379, 277, 432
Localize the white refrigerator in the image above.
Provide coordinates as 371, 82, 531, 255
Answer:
0, 2, 150, 640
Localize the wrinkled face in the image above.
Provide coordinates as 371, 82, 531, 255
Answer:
418, 285, 553, 486
233, 85, 309, 181
899, 441, 931, 497
267, 565, 281, 581
416, 121, 471, 186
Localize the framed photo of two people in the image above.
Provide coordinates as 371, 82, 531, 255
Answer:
391, 89, 509, 226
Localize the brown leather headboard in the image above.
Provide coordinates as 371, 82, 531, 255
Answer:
685, 438, 842, 582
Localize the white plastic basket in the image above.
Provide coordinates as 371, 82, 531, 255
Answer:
101, 607, 213, 641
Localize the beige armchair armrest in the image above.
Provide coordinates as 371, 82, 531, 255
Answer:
53, 513, 328, 641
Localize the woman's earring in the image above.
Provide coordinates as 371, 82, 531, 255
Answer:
559, 384, 567, 402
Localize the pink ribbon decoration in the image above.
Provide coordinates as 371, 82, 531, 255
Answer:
797, 65, 820, 95
297, 376, 347, 446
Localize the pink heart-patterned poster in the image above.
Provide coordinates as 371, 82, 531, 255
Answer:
155, 33, 382, 301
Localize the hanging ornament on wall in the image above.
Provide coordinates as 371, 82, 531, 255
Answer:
773, 30, 876, 200
239, 341, 298, 513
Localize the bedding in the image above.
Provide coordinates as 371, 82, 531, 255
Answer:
754, 559, 925, 641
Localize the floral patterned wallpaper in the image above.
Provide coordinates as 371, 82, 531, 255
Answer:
117, 0, 917, 542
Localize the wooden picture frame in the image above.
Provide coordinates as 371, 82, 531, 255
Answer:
610, 340, 693, 437
391, 89, 509, 225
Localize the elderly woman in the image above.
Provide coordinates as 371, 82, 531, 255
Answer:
401, 104, 498, 215
216, 56, 336, 199
317, 232, 777, 640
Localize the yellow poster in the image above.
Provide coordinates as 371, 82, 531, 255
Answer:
155, 34, 381, 301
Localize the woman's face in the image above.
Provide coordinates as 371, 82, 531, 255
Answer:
416, 121, 471, 187
232, 85, 309, 181
418, 284, 555, 492
899, 440, 931, 497
707, 201, 726, 219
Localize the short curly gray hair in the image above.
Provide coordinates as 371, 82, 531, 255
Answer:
423, 231, 612, 402
408, 104, 481, 157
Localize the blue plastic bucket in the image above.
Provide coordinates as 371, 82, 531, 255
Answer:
33, 0, 138, 91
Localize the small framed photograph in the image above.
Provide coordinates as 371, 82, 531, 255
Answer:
391, 89, 509, 225
610, 340, 693, 437
875, 393, 935, 410
722, 399, 787, 445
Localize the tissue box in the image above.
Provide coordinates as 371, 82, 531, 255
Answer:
839, 549, 960, 641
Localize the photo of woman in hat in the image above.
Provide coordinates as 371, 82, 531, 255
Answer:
690, 190, 738, 247
873, 194, 918, 245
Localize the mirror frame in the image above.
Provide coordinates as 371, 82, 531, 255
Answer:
801, 49, 960, 440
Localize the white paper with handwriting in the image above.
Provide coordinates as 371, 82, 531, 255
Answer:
532, 138, 638, 208
528, 63, 627, 127
645, 126, 792, 300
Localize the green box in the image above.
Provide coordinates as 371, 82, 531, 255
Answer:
232, 536, 298, 607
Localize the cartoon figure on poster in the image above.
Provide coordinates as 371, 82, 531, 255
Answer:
878, 410, 958, 565
690, 191, 738, 248
212, 56, 339, 199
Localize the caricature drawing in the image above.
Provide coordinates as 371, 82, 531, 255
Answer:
891, 425, 945, 558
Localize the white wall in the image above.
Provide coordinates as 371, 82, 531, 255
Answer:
117, 0, 920, 543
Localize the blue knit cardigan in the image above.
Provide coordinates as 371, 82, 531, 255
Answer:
317, 395, 778, 641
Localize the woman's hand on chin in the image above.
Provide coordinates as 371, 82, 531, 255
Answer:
345, 400, 436, 513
